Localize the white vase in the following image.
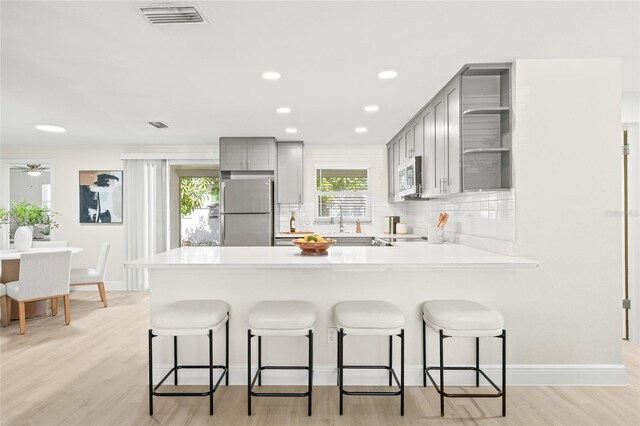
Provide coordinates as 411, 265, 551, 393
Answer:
14, 226, 33, 252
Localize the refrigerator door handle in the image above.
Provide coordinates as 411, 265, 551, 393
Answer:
220, 181, 226, 212
220, 212, 225, 246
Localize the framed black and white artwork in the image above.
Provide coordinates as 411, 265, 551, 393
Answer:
79, 170, 123, 224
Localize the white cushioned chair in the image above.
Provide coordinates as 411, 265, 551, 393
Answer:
70, 242, 110, 307
5, 250, 72, 334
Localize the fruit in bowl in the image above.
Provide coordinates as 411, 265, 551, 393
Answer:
293, 234, 336, 256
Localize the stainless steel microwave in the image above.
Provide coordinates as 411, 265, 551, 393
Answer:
398, 155, 422, 198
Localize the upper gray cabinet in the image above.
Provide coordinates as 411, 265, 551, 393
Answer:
277, 141, 304, 204
386, 62, 512, 201
220, 138, 277, 171
445, 76, 461, 194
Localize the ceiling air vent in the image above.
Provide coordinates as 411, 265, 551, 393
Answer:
139, 4, 207, 25
148, 121, 170, 129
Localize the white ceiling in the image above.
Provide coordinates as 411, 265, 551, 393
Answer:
1, 1, 639, 146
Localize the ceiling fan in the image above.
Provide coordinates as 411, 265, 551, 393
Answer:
13, 164, 50, 177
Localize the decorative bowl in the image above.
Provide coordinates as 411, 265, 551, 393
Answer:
293, 239, 336, 256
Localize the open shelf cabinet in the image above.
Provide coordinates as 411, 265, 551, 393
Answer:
461, 64, 512, 191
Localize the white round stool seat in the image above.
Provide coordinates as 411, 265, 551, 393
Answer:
152, 300, 229, 336
423, 300, 503, 337
335, 301, 405, 335
249, 301, 316, 336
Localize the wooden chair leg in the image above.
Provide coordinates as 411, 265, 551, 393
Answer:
18, 302, 26, 335
63, 295, 71, 325
1, 296, 8, 327
51, 297, 58, 316
98, 282, 107, 307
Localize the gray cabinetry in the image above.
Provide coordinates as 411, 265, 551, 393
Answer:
219, 137, 277, 171
220, 138, 246, 170
277, 141, 304, 204
385, 62, 512, 201
422, 103, 436, 196
387, 144, 394, 202
445, 76, 461, 194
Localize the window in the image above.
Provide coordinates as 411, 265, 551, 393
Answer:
315, 168, 370, 221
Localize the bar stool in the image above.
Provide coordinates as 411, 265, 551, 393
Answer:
148, 300, 229, 416
247, 300, 315, 416
422, 300, 506, 417
334, 301, 405, 416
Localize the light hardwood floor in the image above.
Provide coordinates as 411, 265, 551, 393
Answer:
1, 292, 639, 426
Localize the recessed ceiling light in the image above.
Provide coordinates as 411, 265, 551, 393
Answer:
35, 124, 65, 133
276, 107, 291, 114
378, 70, 398, 80
355, 127, 368, 133
262, 71, 281, 80
285, 128, 298, 134
364, 105, 379, 113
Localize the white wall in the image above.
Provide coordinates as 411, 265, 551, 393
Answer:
511, 58, 623, 362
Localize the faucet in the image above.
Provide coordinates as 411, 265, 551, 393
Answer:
328, 203, 344, 233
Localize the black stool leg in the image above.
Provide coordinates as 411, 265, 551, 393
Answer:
174, 336, 178, 386
258, 336, 262, 386
339, 328, 344, 416
400, 329, 405, 416
148, 329, 154, 416
422, 319, 427, 387
308, 329, 313, 416
439, 329, 445, 417
475, 337, 480, 387
247, 329, 252, 416
225, 314, 230, 386
502, 329, 507, 417
388, 335, 393, 386
336, 327, 340, 386
209, 329, 214, 415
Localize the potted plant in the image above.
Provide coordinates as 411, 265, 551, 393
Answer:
0, 201, 59, 252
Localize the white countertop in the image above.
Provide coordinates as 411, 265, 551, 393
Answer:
275, 232, 424, 239
126, 243, 538, 270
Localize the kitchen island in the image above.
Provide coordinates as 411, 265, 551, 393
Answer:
127, 243, 544, 387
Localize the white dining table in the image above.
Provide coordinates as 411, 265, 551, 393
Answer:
0, 247, 83, 260
0, 247, 84, 320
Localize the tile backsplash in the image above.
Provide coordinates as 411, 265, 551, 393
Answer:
402, 190, 516, 253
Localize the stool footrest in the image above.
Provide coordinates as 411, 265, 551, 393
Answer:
153, 365, 228, 397
425, 366, 503, 398
251, 364, 313, 396
339, 364, 402, 394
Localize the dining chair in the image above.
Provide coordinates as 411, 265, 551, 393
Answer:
4, 250, 72, 334
70, 242, 111, 307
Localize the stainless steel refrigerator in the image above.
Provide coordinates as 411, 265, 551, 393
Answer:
220, 178, 274, 246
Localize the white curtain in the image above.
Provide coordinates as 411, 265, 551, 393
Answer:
124, 159, 168, 291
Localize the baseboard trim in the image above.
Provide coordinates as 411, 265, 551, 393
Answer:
70, 281, 126, 292
152, 363, 628, 386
